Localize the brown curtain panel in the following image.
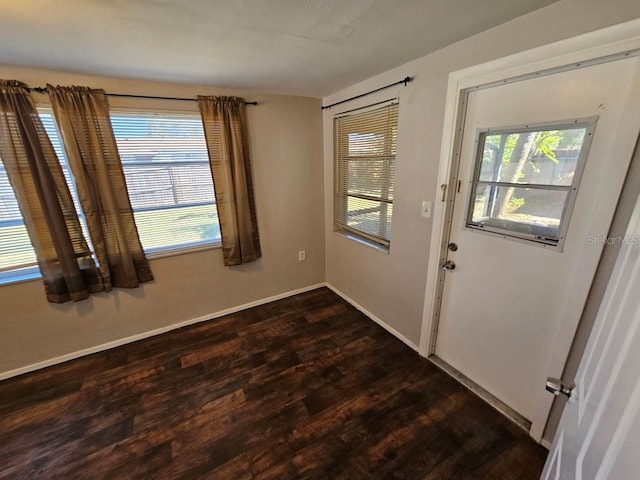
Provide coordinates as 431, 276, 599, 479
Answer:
47, 85, 153, 291
198, 96, 261, 266
0, 80, 102, 302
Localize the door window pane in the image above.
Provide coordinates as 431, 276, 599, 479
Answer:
471, 184, 569, 240
478, 128, 587, 186
467, 121, 594, 246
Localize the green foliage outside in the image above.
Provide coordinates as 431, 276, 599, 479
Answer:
481, 127, 586, 221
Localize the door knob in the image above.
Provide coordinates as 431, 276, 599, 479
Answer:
545, 377, 574, 398
442, 260, 456, 271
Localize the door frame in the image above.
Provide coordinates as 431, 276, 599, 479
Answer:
419, 18, 640, 441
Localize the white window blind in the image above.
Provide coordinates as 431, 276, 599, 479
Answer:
110, 112, 220, 256
0, 159, 34, 276
0, 110, 86, 283
334, 101, 398, 247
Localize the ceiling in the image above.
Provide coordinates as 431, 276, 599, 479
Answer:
0, 0, 559, 97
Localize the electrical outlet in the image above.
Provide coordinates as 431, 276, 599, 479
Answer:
421, 201, 432, 218
298, 250, 306, 262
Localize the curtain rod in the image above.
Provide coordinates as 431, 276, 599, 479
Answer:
321, 76, 413, 110
29, 87, 258, 106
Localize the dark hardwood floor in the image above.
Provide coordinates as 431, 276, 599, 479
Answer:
0, 287, 547, 479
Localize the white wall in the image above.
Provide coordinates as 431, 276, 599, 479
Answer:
322, 0, 640, 348
0, 65, 325, 377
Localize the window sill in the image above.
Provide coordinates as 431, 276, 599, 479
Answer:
0, 268, 41, 287
0, 242, 223, 288
144, 241, 222, 260
333, 230, 390, 254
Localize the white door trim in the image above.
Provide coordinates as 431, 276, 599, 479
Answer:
419, 19, 640, 439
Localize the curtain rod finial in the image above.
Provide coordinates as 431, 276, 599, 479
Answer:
320, 75, 413, 110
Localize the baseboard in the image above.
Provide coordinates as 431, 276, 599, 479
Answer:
541, 438, 552, 450
0, 282, 326, 382
325, 283, 418, 352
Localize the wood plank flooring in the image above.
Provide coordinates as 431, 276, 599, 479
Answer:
0, 287, 547, 479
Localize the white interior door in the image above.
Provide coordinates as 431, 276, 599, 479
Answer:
542, 171, 640, 480
435, 56, 640, 440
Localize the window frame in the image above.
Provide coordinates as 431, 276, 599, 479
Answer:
0, 105, 222, 286
333, 99, 399, 249
109, 107, 221, 259
0, 107, 92, 285
464, 117, 597, 249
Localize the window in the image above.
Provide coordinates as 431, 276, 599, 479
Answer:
0, 161, 36, 283
466, 120, 595, 247
0, 110, 86, 284
1, 109, 220, 285
111, 112, 220, 256
334, 101, 399, 248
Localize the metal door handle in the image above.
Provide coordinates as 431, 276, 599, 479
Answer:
545, 377, 574, 398
442, 260, 456, 271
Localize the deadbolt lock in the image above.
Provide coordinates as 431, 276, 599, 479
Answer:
442, 260, 456, 271
448, 242, 458, 251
